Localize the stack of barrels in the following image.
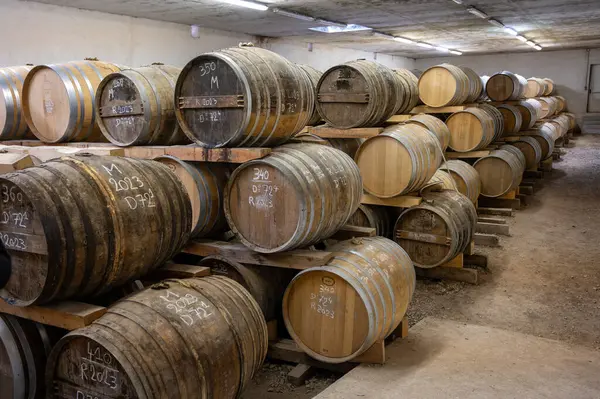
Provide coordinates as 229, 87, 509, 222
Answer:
418, 64, 484, 107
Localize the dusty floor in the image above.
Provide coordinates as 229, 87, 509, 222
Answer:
243, 133, 600, 399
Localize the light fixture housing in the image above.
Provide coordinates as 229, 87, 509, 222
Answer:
516, 35, 527, 42
488, 19, 504, 28
534, 45, 542, 50
272, 8, 314, 21
314, 18, 347, 28
416, 42, 434, 49
467, 7, 488, 19
504, 27, 518, 36
310, 24, 372, 33
449, 50, 463, 55
525, 40, 536, 47
394, 37, 416, 44
451, 0, 463, 4
220, 0, 268, 11
435, 46, 450, 52
372, 31, 396, 40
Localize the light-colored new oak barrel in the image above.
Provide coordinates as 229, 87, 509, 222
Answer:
22, 60, 124, 143
347, 204, 392, 238
225, 143, 362, 253
0, 66, 36, 140
393, 68, 420, 114
156, 156, 230, 238
446, 107, 497, 152
0, 314, 63, 399
537, 96, 560, 118
282, 237, 415, 363
444, 160, 481, 203
508, 136, 543, 170
525, 77, 547, 98
316, 60, 406, 128
519, 99, 543, 128
0, 155, 192, 306
175, 46, 313, 147
96, 64, 189, 146
478, 103, 505, 141
555, 95, 567, 113
298, 64, 323, 126
46, 276, 267, 399
418, 64, 470, 107
496, 104, 523, 135
485, 71, 527, 101
394, 190, 477, 268
405, 114, 451, 151
542, 78, 555, 95
355, 123, 442, 197
474, 146, 526, 197
459, 66, 484, 103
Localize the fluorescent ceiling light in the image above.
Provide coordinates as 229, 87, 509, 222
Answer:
516, 35, 527, 42
220, 0, 268, 11
272, 8, 314, 21
451, 0, 463, 4
488, 19, 504, 28
314, 18, 346, 28
372, 32, 395, 40
525, 40, 536, 47
310, 24, 371, 33
504, 27, 518, 36
416, 42, 434, 49
394, 37, 416, 44
449, 50, 463, 55
467, 7, 488, 19
534, 45, 542, 50
435, 46, 450, 52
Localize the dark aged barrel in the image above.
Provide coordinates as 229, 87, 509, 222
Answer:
96, 65, 189, 146
542, 78, 555, 95
0, 315, 64, 399
418, 64, 470, 107
458, 66, 484, 103
355, 123, 442, 198
283, 237, 415, 363
446, 107, 496, 152
293, 132, 364, 158
394, 190, 477, 268
485, 71, 527, 101
225, 143, 362, 253
347, 204, 392, 238
508, 136, 543, 170
474, 146, 525, 197
297, 64, 323, 126
46, 276, 268, 399
198, 255, 294, 321
393, 68, 420, 114
496, 104, 523, 134
316, 60, 404, 128
406, 114, 451, 151
518, 99, 542, 129
478, 103, 505, 141
444, 160, 481, 203
0, 155, 192, 306
175, 46, 313, 147
22, 61, 124, 143
0, 66, 36, 140
156, 156, 230, 238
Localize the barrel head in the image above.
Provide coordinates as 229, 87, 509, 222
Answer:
418, 66, 460, 107
486, 74, 515, 102
474, 156, 515, 197
446, 111, 486, 152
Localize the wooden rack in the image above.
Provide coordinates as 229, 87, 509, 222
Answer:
307, 125, 382, 138
414, 241, 487, 285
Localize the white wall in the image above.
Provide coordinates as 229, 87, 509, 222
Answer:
1, 0, 415, 72
415, 49, 600, 118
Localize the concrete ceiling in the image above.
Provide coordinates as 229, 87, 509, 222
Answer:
25, 0, 600, 58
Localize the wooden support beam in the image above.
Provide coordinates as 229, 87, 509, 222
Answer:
476, 222, 510, 236
478, 198, 521, 210
445, 150, 491, 159
268, 339, 356, 373
465, 254, 488, 268
386, 115, 412, 123
474, 233, 501, 247
410, 104, 477, 114
0, 301, 106, 331
330, 225, 376, 240
307, 126, 382, 139
524, 170, 544, 179
149, 263, 211, 280
287, 364, 316, 386
518, 185, 534, 195
477, 207, 514, 217
415, 266, 478, 285
0, 153, 34, 172
477, 216, 507, 224
361, 193, 422, 208
125, 146, 271, 163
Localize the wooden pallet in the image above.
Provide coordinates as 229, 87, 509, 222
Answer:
361, 193, 422, 208
386, 114, 412, 123
268, 315, 410, 382
477, 188, 521, 210
414, 241, 487, 285
307, 126, 382, 139
0, 263, 210, 330
410, 104, 482, 114
540, 157, 553, 172
445, 149, 491, 159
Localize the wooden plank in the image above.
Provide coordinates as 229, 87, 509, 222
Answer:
465, 254, 488, 268
464, 240, 475, 256
352, 340, 386, 364
268, 339, 356, 373
287, 364, 316, 386
386, 115, 412, 123
478, 198, 521, 210
498, 189, 517, 200
442, 253, 464, 268
415, 266, 478, 285
476, 222, 510, 236
540, 157, 553, 172
149, 263, 211, 280
477, 207, 514, 217
0, 300, 106, 330
477, 216, 507, 224
524, 170, 544, 179
181, 240, 333, 269
517, 194, 528, 206
307, 126, 382, 139
267, 320, 278, 341
445, 150, 491, 159
0, 153, 34, 172
518, 185, 534, 195
191, 147, 271, 163
330, 225, 376, 240
361, 193, 422, 208
410, 105, 472, 114
474, 233, 501, 247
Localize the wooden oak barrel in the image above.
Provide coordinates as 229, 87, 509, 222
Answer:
316, 60, 404, 128
424, 169, 455, 193
478, 75, 490, 101
0, 66, 36, 141
96, 65, 189, 146
297, 64, 323, 126
283, 237, 415, 363
347, 204, 392, 238
175, 46, 313, 147
406, 114, 450, 151
474, 147, 525, 197
538, 97, 559, 118
418, 64, 470, 107
225, 143, 362, 253
555, 96, 566, 113
534, 121, 561, 141
0, 315, 63, 399
46, 276, 267, 398
444, 160, 481, 203
528, 129, 555, 160
198, 255, 294, 321
458, 66, 484, 103
393, 68, 420, 114
355, 124, 442, 198
525, 77, 546, 98
155, 156, 230, 238
496, 104, 523, 134
485, 71, 527, 101
553, 114, 571, 133
394, 190, 477, 268
508, 136, 542, 170
542, 78, 555, 95
478, 103, 505, 141
446, 107, 496, 152
520, 99, 543, 127
22, 61, 124, 143
0, 155, 192, 306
